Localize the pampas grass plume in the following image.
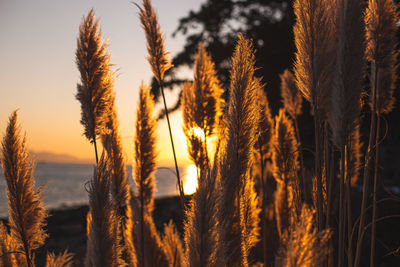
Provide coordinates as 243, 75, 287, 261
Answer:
162, 220, 184, 267
192, 43, 223, 137
218, 34, 260, 266
134, 81, 158, 213
75, 9, 113, 144
45, 250, 74, 267
86, 154, 122, 267
329, 0, 365, 148
275, 205, 331, 267
365, 0, 398, 114
293, 0, 335, 113
0, 222, 18, 267
280, 69, 302, 119
1, 111, 48, 267
137, 0, 172, 83
184, 165, 221, 267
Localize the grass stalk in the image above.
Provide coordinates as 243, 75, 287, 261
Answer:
159, 81, 185, 207
370, 113, 381, 267
354, 62, 378, 267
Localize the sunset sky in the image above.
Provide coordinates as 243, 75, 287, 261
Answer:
0, 0, 204, 166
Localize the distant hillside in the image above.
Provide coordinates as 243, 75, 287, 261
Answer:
30, 151, 94, 164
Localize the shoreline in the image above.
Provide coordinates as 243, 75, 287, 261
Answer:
1, 195, 183, 266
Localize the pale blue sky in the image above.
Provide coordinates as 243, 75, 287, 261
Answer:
0, 0, 204, 165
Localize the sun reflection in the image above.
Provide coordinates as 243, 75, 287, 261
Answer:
183, 164, 198, 195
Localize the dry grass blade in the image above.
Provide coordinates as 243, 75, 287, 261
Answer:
218, 34, 260, 267
1, 111, 48, 267
75, 9, 113, 152
136, 0, 172, 83
45, 250, 74, 267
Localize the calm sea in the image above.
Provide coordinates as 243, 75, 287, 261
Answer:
0, 162, 190, 218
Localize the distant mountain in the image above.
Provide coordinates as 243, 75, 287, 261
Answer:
30, 151, 94, 164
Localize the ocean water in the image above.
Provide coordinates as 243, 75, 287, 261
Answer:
0, 162, 192, 218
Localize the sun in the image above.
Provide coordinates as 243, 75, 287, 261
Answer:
183, 164, 198, 195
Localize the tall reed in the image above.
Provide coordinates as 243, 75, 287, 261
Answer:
1, 111, 48, 267
85, 154, 122, 267
329, 0, 365, 265
254, 84, 274, 265
293, 0, 336, 230
361, 1, 398, 266
217, 34, 260, 267
136, 0, 185, 206
280, 69, 306, 202
76, 9, 113, 164
101, 87, 137, 267
182, 80, 222, 266
132, 82, 168, 266
272, 109, 301, 242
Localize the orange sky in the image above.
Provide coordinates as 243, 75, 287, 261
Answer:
0, 0, 202, 166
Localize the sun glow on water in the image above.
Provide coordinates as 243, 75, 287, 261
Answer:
183, 164, 198, 195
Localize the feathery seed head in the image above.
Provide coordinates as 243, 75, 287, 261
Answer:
1, 111, 48, 263
134, 82, 158, 213
192, 43, 224, 137
330, 0, 365, 148
293, 0, 336, 115
275, 205, 331, 267
365, 0, 398, 114
86, 154, 122, 267
45, 250, 74, 267
280, 69, 303, 118
255, 85, 274, 160
137, 0, 172, 84
272, 109, 299, 184
76, 9, 114, 143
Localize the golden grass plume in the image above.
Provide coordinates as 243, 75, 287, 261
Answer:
45, 250, 74, 267
75, 9, 114, 144
184, 164, 221, 267
86, 154, 122, 267
280, 69, 302, 119
1, 111, 48, 267
217, 34, 260, 266
137, 0, 172, 83
0, 222, 18, 267
162, 220, 184, 267
191, 43, 224, 137
275, 205, 331, 267
293, 0, 336, 114
365, 0, 398, 114
329, 0, 365, 148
